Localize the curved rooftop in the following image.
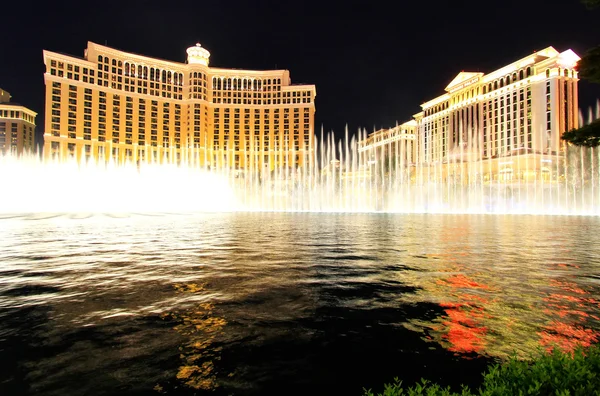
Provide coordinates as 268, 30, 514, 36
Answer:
186, 43, 211, 66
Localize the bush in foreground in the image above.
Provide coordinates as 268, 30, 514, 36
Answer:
363, 345, 600, 396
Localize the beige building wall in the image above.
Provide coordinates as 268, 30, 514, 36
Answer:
356, 47, 580, 184
358, 121, 418, 166
417, 47, 580, 165
0, 89, 37, 155
43, 42, 316, 170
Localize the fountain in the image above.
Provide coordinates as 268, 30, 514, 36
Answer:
1, 104, 599, 216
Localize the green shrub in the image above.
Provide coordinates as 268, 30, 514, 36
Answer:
363, 345, 600, 396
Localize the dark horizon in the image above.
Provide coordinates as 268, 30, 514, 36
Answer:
1, 0, 599, 146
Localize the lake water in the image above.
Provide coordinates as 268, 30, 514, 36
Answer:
1, 213, 599, 395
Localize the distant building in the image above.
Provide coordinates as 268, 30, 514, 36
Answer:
42, 42, 317, 169
0, 87, 37, 155
358, 120, 418, 167
361, 46, 580, 183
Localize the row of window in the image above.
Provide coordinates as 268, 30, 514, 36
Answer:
424, 66, 577, 118
212, 77, 283, 91
0, 109, 36, 123
49, 62, 313, 105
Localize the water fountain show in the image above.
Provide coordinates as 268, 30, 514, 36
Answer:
2, 103, 600, 216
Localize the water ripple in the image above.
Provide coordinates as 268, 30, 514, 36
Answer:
0, 213, 599, 395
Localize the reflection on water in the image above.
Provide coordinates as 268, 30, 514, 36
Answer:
538, 278, 599, 352
160, 282, 228, 392
0, 213, 599, 395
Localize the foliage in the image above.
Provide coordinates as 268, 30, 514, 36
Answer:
581, 0, 600, 9
561, 120, 600, 147
578, 46, 600, 85
562, 0, 600, 146
363, 344, 600, 396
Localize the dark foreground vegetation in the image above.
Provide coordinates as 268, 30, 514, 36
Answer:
364, 345, 600, 396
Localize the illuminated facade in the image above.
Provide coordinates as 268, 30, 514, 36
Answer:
42, 42, 316, 169
362, 47, 580, 182
0, 87, 37, 155
358, 120, 418, 167
419, 47, 579, 162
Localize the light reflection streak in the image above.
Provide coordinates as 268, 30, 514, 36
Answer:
400, 216, 600, 359
157, 282, 229, 391
538, 278, 600, 352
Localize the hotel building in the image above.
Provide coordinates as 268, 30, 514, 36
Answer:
358, 120, 418, 172
360, 46, 580, 182
0, 87, 37, 155
42, 42, 316, 169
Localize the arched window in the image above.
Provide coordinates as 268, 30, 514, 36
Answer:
138, 65, 143, 77
494, 81, 498, 90
179, 73, 183, 86
118, 60, 123, 68
150, 68, 155, 81
144, 66, 148, 79
174, 73, 178, 85
500, 79, 504, 88
112, 59, 117, 66
162, 70, 166, 83
564, 69, 568, 77
98, 55, 103, 62
124, 63, 130, 76
546, 69, 550, 78
167, 71, 172, 83
519, 70, 524, 80
526, 67, 531, 77
483, 86, 487, 94
512, 73, 517, 82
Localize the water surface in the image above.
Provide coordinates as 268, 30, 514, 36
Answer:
1, 213, 599, 395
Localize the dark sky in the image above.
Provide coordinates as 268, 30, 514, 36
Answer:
1, 0, 599, 142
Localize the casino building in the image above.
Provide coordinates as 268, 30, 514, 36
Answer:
0, 87, 37, 156
360, 46, 580, 183
42, 42, 316, 170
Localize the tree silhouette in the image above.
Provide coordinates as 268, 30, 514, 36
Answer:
561, 0, 600, 146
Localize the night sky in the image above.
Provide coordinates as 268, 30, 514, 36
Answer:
1, 0, 599, 144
